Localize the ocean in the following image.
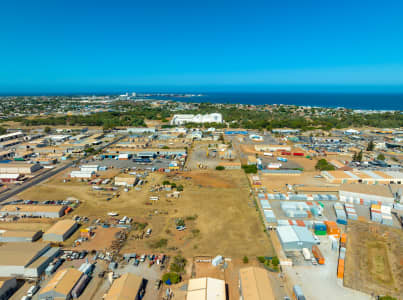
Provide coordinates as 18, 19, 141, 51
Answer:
165, 93, 403, 111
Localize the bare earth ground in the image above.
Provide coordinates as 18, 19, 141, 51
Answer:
259, 171, 335, 193
344, 221, 403, 298
239, 144, 318, 172
16, 168, 274, 259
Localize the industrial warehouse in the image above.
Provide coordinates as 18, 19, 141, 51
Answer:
0, 204, 67, 218
104, 273, 145, 300
339, 184, 395, 205
276, 226, 317, 251
321, 170, 403, 184
38, 268, 84, 300
186, 277, 226, 300
43, 219, 79, 242
239, 267, 275, 300
0, 230, 42, 242
0, 242, 59, 278
0, 163, 42, 174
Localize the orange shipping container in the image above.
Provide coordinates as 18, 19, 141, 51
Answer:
337, 264, 344, 278
337, 258, 345, 279
340, 233, 347, 244
371, 204, 381, 210
312, 245, 325, 264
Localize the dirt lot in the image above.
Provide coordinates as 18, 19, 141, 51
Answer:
64, 226, 123, 251
344, 221, 403, 298
259, 171, 335, 193
16, 167, 274, 259
121, 169, 274, 258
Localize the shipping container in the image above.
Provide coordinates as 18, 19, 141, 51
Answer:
340, 234, 347, 244
302, 248, 311, 260
293, 285, 306, 300
314, 222, 327, 231
293, 152, 304, 156
71, 274, 91, 298
312, 245, 325, 264
337, 259, 344, 279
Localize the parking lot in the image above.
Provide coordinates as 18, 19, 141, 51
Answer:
283, 236, 371, 300
187, 142, 223, 169
89, 158, 173, 170
259, 156, 303, 169
116, 256, 167, 300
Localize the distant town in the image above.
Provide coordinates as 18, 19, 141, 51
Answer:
0, 94, 401, 300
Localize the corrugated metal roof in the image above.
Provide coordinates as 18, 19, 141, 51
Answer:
292, 226, 316, 244
277, 226, 299, 243
187, 277, 226, 300
239, 267, 275, 300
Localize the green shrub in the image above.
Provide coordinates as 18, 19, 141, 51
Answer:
162, 272, 180, 284
215, 166, 225, 171
170, 255, 187, 273
241, 165, 257, 174
315, 159, 335, 171
271, 256, 279, 267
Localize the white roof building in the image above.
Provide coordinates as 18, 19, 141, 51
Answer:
171, 113, 223, 125
187, 277, 226, 300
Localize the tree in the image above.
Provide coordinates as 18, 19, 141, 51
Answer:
218, 133, 224, 142
356, 150, 363, 162
215, 166, 225, 171
44, 126, 51, 133
377, 153, 385, 161
367, 140, 374, 151
177, 184, 184, 191
315, 159, 335, 171
271, 256, 279, 267
243, 256, 249, 264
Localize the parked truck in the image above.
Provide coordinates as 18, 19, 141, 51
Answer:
302, 248, 311, 260
312, 245, 325, 264
293, 285, 306, 300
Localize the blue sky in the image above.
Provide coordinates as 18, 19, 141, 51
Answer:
1, 0, 403, 93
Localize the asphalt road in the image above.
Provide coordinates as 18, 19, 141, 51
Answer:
0, 134, 126, 203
